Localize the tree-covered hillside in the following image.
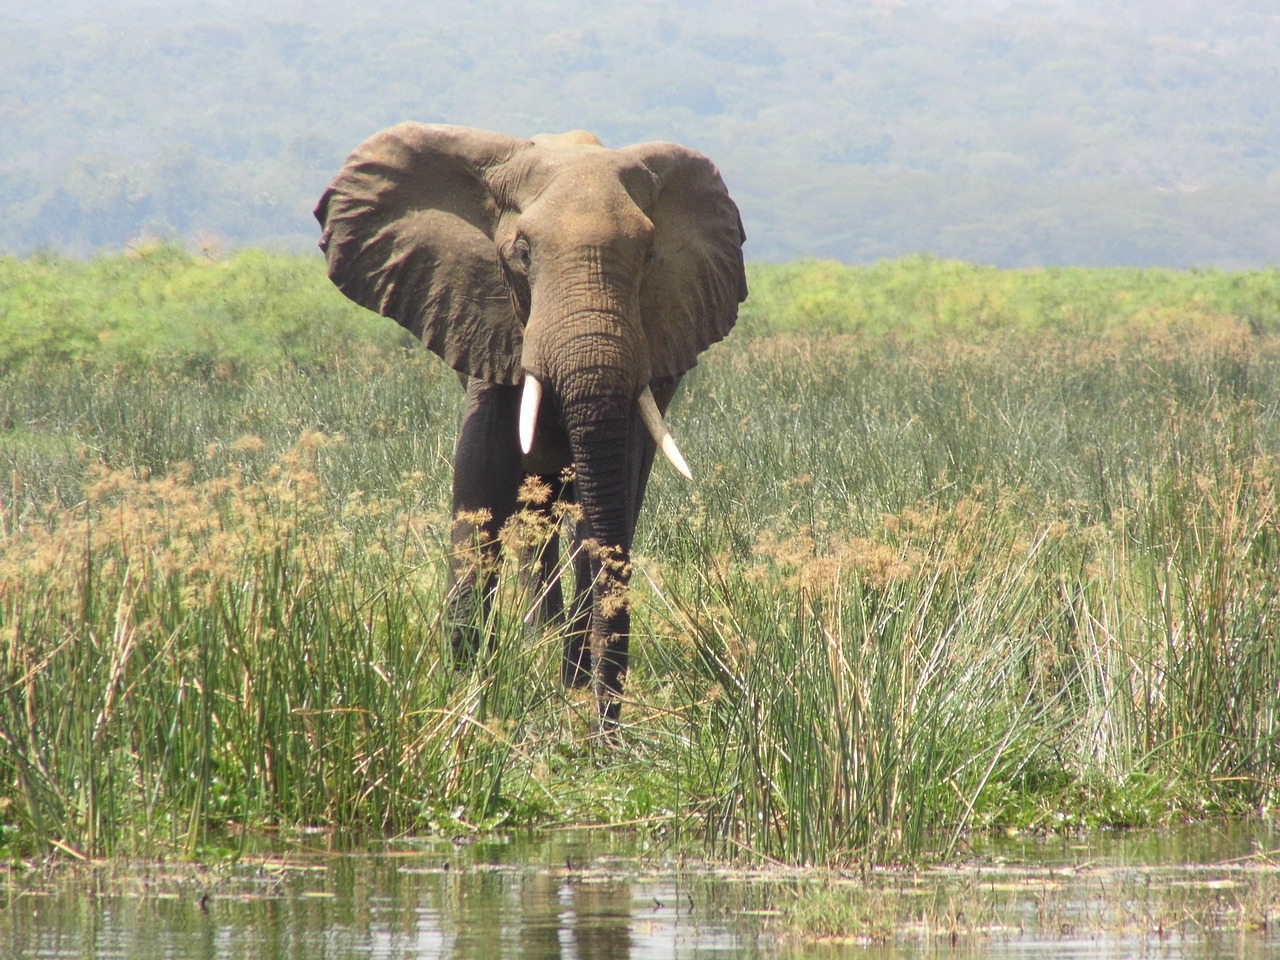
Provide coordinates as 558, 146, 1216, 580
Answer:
4, 0, 1279, 266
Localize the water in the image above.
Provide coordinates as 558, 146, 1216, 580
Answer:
2, 823, 1277, 958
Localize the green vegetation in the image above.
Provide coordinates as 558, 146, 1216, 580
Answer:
2, 250, 1279, 864
744, 257, 1280, 337
7, 248, 1280, 373
0, 244, 410, 376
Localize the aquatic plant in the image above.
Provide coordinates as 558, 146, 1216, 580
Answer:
1, 253, 1278, 862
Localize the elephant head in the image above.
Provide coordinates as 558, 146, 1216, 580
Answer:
315, 123, 746, 728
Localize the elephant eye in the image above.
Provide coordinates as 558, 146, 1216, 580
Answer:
513, 237, 531, 268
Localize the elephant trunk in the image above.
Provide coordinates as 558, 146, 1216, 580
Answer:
539, 323, 641, 727
523, 298, 661, 727
560, 388, 636, 728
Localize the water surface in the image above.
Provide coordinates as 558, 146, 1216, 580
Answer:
2, 822, 1277, 958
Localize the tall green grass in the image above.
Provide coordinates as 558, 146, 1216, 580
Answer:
743, 256, 1280, 337
2, 249, 1278, 864
0, 244, 411, 376
6, 247, 1280, 373
641, 316, 1280, 858
0, 429, 605, 856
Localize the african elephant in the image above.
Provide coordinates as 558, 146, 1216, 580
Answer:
315, 123, 747, 729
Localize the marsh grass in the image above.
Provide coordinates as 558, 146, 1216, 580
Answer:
638, 310, 1280, 860
2, 252, 1280, 863
0, 433, 614, 856
0, 354, 596, 855
652, 507, 1076, 863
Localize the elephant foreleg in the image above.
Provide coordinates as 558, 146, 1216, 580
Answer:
447, 380, 523, 663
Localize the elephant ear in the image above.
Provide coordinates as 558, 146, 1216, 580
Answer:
623, 143, 748, 379
315, 123, 528, 384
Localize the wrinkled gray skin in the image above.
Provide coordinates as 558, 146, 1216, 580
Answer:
315, 124, 746, 729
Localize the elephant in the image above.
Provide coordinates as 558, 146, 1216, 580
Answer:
314, 123, 747, 729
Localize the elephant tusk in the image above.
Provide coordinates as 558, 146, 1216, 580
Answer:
638, 387, 693, 481
519, 375, 541, 454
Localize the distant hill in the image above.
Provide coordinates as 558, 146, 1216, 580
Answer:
4, 0, 1278, 267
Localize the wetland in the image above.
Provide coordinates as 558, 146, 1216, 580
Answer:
2, 253, 1278, 956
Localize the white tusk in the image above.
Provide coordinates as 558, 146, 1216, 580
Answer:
519, 375, 541, 454
638, 387, 693, 481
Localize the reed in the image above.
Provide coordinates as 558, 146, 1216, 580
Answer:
640, 312, 1280, 857
2, 252, 1278, 863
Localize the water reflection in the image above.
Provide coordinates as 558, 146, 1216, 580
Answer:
1, 823, 1277, 959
